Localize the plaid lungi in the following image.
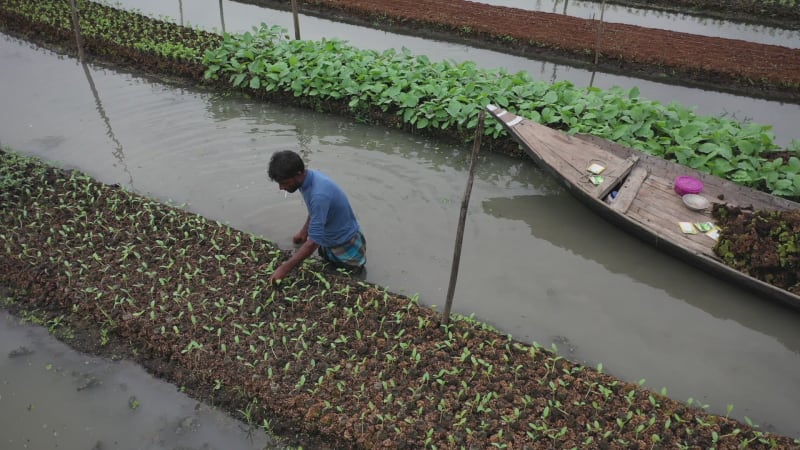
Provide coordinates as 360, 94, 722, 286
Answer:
319, 230, 366, 270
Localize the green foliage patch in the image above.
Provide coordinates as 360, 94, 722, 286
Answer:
1, 0, 798, 198
203, 24, 800, 197
1, 0, 221, 62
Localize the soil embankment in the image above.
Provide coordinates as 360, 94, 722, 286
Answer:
3, 150, 799, 449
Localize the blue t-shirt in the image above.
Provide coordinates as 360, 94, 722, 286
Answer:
300, 170, 360, 248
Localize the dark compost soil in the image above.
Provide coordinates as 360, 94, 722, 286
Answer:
713, 205, 800, 295
2, 150, 798, 449
1, 1, 800, 448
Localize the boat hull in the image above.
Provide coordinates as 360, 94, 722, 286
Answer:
486, 104, 800, 311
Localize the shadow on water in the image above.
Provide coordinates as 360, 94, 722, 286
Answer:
70, 0, 134, 187
81, 62, 135, 188
482, 194, 800, 349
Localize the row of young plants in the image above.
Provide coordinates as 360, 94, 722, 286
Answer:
200, 23, 800, 198
1, 0, 799, 198
0, 0, 221, 60
614, 0, 800, 26
3, 147, 799, 448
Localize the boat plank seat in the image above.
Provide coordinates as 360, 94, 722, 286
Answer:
609, 165, 648, 213
626, 176, 717, 256
492, 107, 637, 199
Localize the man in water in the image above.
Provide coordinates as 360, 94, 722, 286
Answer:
267, 150, 366, 283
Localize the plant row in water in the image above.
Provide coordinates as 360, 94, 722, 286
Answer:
1, 0, 799, 198
3, 147, 798, 449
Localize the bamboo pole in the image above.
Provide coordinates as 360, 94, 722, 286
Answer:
219, 0, 226, 34
291, 0, 301, 40
589, 0, 605, 87
67, 0, 84, 62
594, 0, 606, 66
442, 110, 485, 326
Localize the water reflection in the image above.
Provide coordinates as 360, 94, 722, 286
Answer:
482, 194, 800, 350
480, 0, 800, 48
2, 33, 800, 437
111, 0, 800, 147
81, 62, 134, 188
70, 0, 133, 186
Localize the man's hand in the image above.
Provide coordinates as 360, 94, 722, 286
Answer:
267, 239, 319, 286
268, 264, 291, 285
292, 231, 307, 245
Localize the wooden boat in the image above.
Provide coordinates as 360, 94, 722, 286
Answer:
486, 104, 800, 311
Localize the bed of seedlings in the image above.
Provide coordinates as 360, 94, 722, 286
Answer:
201, 25, 800, 199
2, 2, 800, 447
3, 149, 799, 449
712, 205, 800, 295
0, 0, 221, 78
251, 0, 800, 32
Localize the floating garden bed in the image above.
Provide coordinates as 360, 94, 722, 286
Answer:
3, 148, 799, 449
2, 1, 800, 447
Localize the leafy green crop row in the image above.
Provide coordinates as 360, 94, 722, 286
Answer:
0, 0, 221, 61
2, 0, 799, 197
202, 24, 800, 197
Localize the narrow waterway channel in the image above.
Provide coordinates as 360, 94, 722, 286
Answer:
1, 32, 799, 441
480, 0, 800, 48
0, 311, 274, 449
114, 0, 800, 148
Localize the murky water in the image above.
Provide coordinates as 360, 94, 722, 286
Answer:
0, 311, 273, 449
1, 32, 799, 441
137, 0, 800, 48
480, 0, 800, 48
110, 0, 800, 148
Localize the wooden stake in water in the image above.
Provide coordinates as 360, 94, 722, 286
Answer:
291, 0, 301, 40
67, 0, 84, 62
589, 0, 605, 87
442, 110, 485, 326
218, 0, 226, 33
594, 0, 606, 66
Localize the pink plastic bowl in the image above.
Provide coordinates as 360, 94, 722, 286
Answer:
674, 176, 703, 196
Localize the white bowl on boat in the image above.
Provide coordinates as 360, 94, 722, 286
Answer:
682, 194, 710, 211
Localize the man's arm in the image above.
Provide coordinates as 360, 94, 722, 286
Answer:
293, 216, 310, 244
268, 238, 319, 284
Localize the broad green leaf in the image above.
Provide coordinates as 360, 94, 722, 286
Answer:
611, 125, 630, 141
231, 73, 247, 87
541, 90, 558, 105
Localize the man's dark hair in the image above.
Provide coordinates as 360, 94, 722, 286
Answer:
268, 150, 305, 181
